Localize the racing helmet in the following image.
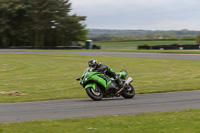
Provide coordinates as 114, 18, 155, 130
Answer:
88, 59, 98, 68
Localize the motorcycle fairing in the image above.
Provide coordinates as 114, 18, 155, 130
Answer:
84, 82, 96, 90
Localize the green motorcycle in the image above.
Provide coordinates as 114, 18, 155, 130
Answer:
76, 67, 135, 101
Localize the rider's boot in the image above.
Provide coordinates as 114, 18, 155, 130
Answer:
114, 75, 125, 95
115, 75, 123, 89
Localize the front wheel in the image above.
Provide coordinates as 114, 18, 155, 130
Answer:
121, 84, 135, 99
86, 87, 103, 101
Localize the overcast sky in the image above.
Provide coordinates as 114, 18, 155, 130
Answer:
70, 0, 200, 30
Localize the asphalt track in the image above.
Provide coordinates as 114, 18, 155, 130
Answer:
0, 90, 200, 123
0, 51, 200, 60
0, 51, 200, 123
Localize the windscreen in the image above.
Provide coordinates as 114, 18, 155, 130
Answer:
82, 67, 91, 75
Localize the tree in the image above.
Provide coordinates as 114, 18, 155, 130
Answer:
0, 0, 88, 48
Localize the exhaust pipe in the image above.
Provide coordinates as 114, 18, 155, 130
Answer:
115, 77, 133, 95
125, 77, 133, 85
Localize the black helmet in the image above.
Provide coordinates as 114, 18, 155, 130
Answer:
88, 59, 98, 68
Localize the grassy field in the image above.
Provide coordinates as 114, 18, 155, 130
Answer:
0, 109, 200, 133
94, 40, 197, 50
0, 53, 200, 103
100, 49, 200, 54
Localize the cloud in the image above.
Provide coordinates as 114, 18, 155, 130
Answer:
70, 0, 200, 30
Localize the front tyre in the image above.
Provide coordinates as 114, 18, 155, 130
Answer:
121, 84, 135, 99
86, 87, 103, 101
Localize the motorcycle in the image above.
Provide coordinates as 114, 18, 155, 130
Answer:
76, 67, 135, 101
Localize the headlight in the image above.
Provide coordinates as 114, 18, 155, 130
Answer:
80, 81, 83, 85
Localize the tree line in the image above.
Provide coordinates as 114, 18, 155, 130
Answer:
0, 0, 88, 48
89, 29, 200, 42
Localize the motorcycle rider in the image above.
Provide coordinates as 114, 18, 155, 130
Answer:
88, 59, 123, 89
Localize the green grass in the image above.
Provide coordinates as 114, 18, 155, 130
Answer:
94, 40, 197, 50
0, 109, 200, 133
100, 49, 200, 54
1, 40, 200, 55
0, 53, 200, 103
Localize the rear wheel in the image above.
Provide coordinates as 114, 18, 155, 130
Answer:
121, 84, 135, 99
86, 87, 103, 101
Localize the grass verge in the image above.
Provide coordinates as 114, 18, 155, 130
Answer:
0, 109, 200, 133
94, 40, 197, 50
0, 54, 200, 103
100, 49, 200, 54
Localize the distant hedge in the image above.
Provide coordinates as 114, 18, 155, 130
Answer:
138, 44, 200, 50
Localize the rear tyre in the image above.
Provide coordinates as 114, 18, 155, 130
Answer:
121, 84, 135, 99
86, 87, 103, 101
